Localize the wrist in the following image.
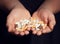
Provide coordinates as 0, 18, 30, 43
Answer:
2, 0, 26, 10
39, 0, 60, 14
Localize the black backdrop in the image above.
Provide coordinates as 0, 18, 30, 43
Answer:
0, 0, 60, 44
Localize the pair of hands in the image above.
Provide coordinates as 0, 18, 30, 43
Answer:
6, 6, 56, 36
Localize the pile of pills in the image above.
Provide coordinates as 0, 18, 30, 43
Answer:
15, 18, 47, 32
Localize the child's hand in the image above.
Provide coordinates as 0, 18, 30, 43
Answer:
32, 8, 56, 35
6, 7, 31, 36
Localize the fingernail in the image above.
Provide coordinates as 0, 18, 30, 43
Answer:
25, 31, 29, 35
20, 32, 24, 36
37, 31, 42, 36
33, 31, 37, 35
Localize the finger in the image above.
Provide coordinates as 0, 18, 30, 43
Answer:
43, 16, 48, 24
15, 31, 19, 35
37, 29, 42, 36
42, 26, 52, 33
38, 10, 48, 24
32, 30, 37, 35
27, 27, 31, 31
9, 23, 16, 33
32, 28, 37, 34
40, 14, 48, 24
20, 32, 25, 36
37, 31, 42, 36
31, 28, 35, 31
24, 30, 29, 35
48, 14, 56, 30
8, 25, 13, 32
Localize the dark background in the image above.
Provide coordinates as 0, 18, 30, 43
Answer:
0, 0, 60, 44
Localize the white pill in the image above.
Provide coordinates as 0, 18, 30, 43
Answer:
36, 28, 40, 30
15, 22, 22, 28
35, 24, 40, 28
23, 19, 30, 24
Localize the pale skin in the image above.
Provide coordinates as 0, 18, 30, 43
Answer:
32, 0, 60, 35
32, 9, 56, 35
1, 0, 60, 36
6, 7, 31, 36
2, 0, 31, 36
